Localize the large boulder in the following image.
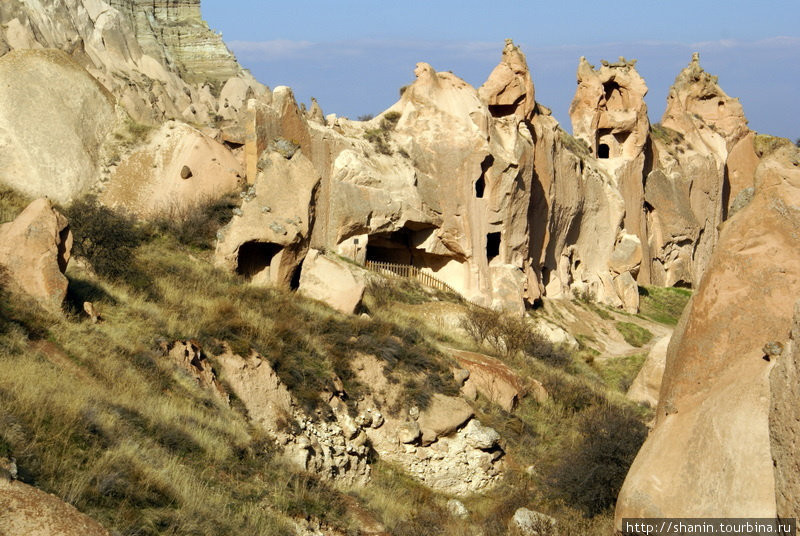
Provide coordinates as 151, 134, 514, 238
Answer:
616, 146, 800, 524
417, 394, 474, 446
626, 335, 670, 407
215, 149, 321, 288
0, 199, 72, 311
0, 49, 116, 203
298, 249, 367, 314
0, 479, 110, 536
451, 349, 523, 411
101, 121, 243, 216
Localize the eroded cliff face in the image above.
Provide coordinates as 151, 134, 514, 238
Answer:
647, 54, 758, 287
615, 145, 800, 524
0, 0, 260, 124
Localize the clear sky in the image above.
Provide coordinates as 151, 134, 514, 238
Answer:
202, 1, 800, 140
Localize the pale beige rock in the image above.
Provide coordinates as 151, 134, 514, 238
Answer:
0, 199, 72, 311
451, 349, 522, 412
0, 0, 258, 125
298, 249, 367, 314
627, 335, 670, 407
0, 479, 110, 536
478, 39, 535, 121
161, 340, 228, 403
417, 394, 474, 446
101, 121, 243, 216
215, 150, 320, 288
651, 53, 755, 285
613, 271, 639, 314
0, 49, 116, 203
616, 146, 800, 525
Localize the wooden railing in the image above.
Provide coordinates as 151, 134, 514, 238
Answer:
365, 260, 461, 297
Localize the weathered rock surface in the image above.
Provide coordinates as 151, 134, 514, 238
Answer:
0, 199, 72, 311
648, 53, 755, 287
160, 340, 228, 403
626, 334, 670, 407
451, 349, 523, 411
101, 121, 243, 216
0, 49, 116, 203
0, 0, 260, 124
510, 507, 557, 536
353, 354, 504, 495
215, 149, 320, 287
298, 249, 367, 314
0, 479, 110, 536
479, 38, 536, 121
215, 347, 370, 485
616, 145, 800, 524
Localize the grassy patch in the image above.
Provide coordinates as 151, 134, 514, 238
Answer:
593, 353, 647, 393
637, 285, 691, 325
615, 322, 653, 347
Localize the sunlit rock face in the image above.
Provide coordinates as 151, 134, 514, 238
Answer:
616, 145, 800, 525
0, 0, 261, 124
647, 53, 758, 287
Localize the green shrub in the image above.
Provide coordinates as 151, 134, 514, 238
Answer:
548, 404, 647, 516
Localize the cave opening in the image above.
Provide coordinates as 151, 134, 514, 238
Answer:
597, 143, 610, 159
236, 241, 282, 280
475, 176, 486, 198
289, 263, 302, 290
486, 232, 501, 262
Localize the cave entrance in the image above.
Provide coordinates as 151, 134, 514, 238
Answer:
486, 232, 501, 262
475, 154, 493, 199
597, 144, 610, 159
236, 241, 282, 280
366, 223, 438, 266
475, 176, 486, 198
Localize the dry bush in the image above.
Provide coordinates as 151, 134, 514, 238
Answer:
548, 403, 647, 516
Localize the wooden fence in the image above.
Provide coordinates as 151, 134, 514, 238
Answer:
365, 260, 460, 296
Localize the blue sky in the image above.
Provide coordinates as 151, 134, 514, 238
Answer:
202, 1, 800, 139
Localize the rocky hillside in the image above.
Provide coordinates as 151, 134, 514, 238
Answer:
0, 1, 799, 534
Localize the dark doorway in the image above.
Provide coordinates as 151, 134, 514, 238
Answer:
597, 144, 610, 159
236, 241, 282, 280
475, 176, 486, 198
486, 232, 501, 262
289, 263, 302, 290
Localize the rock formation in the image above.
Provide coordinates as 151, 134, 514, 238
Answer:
0, 49, 117, 204
647, 53, 757, 287
0, 0, 262, 125
100, 121, 244, 216
0, 479, 110, 536
0, 199, 72, 312
298, 249, 367, 314
616, 145, 800, 523
626, 334, 670, 407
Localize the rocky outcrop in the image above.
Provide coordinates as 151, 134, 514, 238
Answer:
0, 479, 110, 536
100, 121, 243, 216
215, 347, 371, 485
0, 49, 117, 204
510, 508, 557, 536
352, 354, 504, 495
0, 0, 261, 124
616, 145, 800, 524
647, 53, 757, 287
566, 57, 650, 306
298, 249, 367, 314
479, 39, 536, 121
215, 148, 320, 288
160, 340, 228, 403
626, 334, 670, 407
451, 349, 524, 411
0, 199, 72, 312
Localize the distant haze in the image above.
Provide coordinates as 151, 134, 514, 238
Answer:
202, 1, 800, 140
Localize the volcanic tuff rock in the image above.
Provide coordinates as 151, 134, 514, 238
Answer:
0, 479, 110, 536
648, 53, 757, 287
100, 121, 244, 216
0, 199, 72, 312
0, 49, 116, 204
0, 0, 261, 124
615, 145, 800, 524
626, 334, 670, 407
298, 249, 368, 314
